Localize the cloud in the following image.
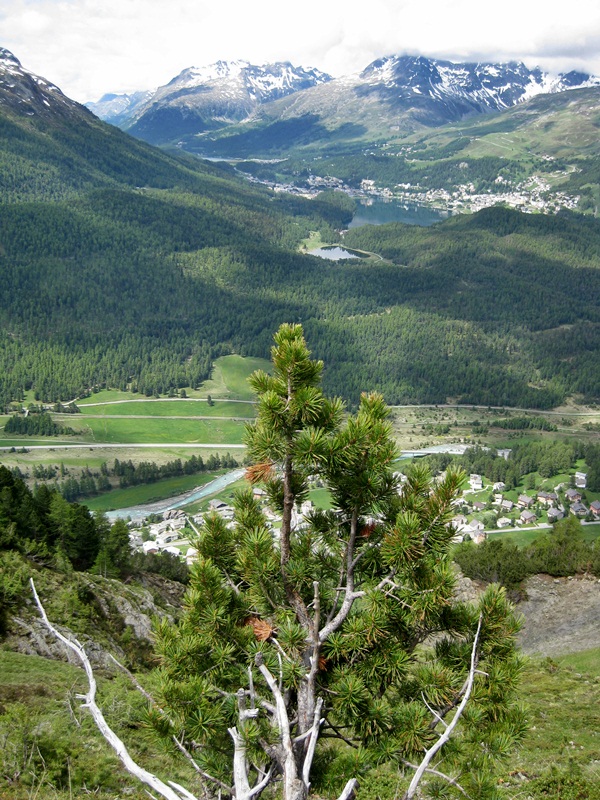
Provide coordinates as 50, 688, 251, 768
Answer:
2, 0, 600, 101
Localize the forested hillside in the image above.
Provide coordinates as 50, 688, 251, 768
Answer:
2, 77, 600, 408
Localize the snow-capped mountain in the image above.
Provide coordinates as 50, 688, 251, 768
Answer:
91, 60, 332, 144
355, 55, 600, 120
86, 90, 155, 126
86, 54, 600, 152
0, 47, 87, 118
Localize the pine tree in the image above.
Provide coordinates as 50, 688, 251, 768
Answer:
152, 324, 526, 800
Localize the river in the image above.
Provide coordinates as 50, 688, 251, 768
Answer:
105, 468, 246, 522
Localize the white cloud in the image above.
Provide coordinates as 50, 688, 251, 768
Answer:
1, 0, 600, 101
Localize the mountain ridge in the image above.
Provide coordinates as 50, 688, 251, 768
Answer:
87, 59, 332, 144
86, 53, 600, 149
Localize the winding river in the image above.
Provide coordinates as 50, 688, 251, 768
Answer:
105, 468, 246, 522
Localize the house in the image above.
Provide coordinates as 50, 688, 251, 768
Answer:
519, 510, 537, 525
565, 488, 582, 504
547, 508, 564, 523
590, 500, 600, 519
142, 540, 159, 554
501, 499, 514, 513
467, 520, 485, 534
467, 528, 487, 545
451, 515, 468, 530
209, 499, 228, 511
570, 502, 588, 518
156, 531, 180, 548
537, 491, 557, 507
186, 547, 198, 565
497, 517, 512, 528
575, 472, 587, 489
469, 474, 483, 491
517, 494, 534, 509
493, 482, 506, 492
473, 501, 486, 512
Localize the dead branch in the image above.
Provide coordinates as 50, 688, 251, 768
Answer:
402, 614, 483, 800
30, 578, 195, 800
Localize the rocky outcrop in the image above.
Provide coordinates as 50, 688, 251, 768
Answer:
3, 572, 185, 669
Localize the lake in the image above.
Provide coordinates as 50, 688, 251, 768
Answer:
308, 245, 365, 260
349, 198, 449, 228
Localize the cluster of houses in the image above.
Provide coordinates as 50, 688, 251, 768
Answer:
126, 468, 599, 557
128, 509, 198, 565
452, 471, 600, 544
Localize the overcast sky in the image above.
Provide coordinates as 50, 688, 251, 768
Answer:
2, 0, 600, 102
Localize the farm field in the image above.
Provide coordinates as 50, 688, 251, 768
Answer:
77, 399, 255, 417
487, 524, 600, 547
78, 416, 247, 444
0, 354, 267, 510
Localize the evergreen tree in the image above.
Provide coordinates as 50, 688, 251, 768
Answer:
152, 324, 525, 800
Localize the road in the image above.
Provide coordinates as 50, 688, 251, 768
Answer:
0, 443, 246, 451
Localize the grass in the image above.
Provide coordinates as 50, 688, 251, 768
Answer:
77, 389, 134, 405
77, 399, 255, 417
505, 654, 600, 791
0, 650, 85, 694
198, 354, 271, 400
557, 647, 600, 676
83, 471, 224, 512
309, 487, 333, 509
82, 416, 247, 444
0, 651, 195, 800
581, 523, 600, 543
0, 445, 239, 471
487, 528, 545, 547
75, 353, 269, 405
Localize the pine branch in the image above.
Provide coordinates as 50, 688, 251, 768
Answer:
108, 652, 233, 795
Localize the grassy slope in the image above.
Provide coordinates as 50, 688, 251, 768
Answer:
2, 640, 599, 799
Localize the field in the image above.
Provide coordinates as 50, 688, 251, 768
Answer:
390, 403, 600, 452
3, 358, 600, 516
0, 354, 269, 511
77, 399, 255, 417
83, 471, 225, 512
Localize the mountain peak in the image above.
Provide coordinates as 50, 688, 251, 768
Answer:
97, 59, 332, 144
0, 47, 82, 118
0, 47, 22, 69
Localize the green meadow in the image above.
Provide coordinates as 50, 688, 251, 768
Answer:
83, 471, 224, 512
78, 399, 255, 417
80, 416, 247, 444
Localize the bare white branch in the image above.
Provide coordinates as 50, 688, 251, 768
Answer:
337, 778, 359, 800
302, 696, 324, 788
30, 579, 193, 800
402, 614, 483, 800
401, 761, 471, 799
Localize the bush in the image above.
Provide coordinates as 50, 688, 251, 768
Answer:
454, 539, 531, 589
